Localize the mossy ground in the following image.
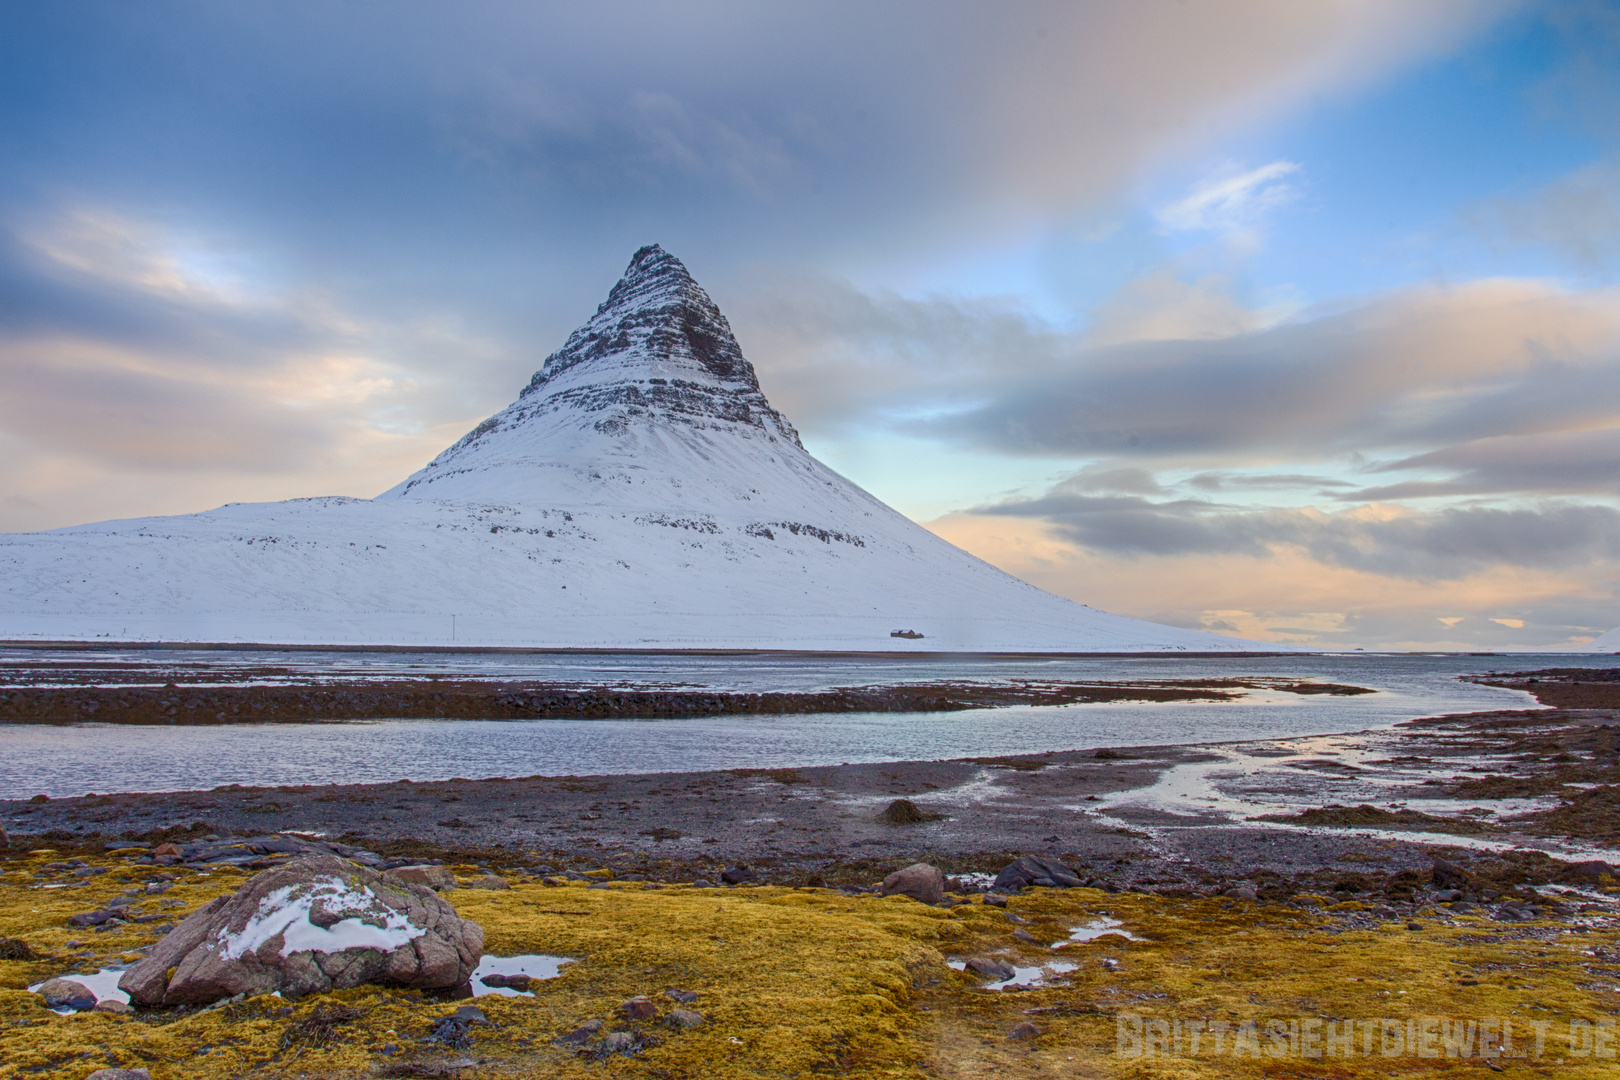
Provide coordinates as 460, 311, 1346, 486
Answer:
0, 851, 1616, 1079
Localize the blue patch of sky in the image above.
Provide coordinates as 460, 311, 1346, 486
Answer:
873, 11, 1610, 330
1152, 10, 1609, 305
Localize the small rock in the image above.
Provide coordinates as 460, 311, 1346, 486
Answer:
1008, 1021, 1041, 1040
1100, 958, 1120, 971
465, 875, 509, 891
1011, 928, 1037, 943
874, 798, 935, 825
67, 910, 114, 928
480, 973, 532, 991
965, 957, 1016, 981
691, 878, 715, 888
1003, 911, 1028, 924
93, 999, 134, 1015
1222, 885, 1258, 901
85, 1070, 152, 1080
144, 882, 169, 895
983, 893, 1008, 908
450, 1005, 489, 1025
881, 863, 946, 905
666, 1008, 704, 1029
36, 977, 97, 1009
720, 866, 755, 885
557, 1018, 603, 1045
151, 843, 180, 858
664, 988, 699, 1003
390, 864, 457, 891
1434, 888, 1464, 902
600, 1031, 637, 1054
1431, 858, 1471, 890
621, 996, 658, 1021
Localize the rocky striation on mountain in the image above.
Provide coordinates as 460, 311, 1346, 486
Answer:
0, 246, 1284, 652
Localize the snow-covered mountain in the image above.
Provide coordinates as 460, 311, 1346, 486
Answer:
0, 246, 1285, 652
1578, 625, 1620, 653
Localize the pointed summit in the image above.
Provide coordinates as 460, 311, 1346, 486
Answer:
387, 246, 802, 502
515, 244, 798, 444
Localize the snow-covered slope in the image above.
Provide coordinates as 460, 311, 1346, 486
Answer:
0, 246, 1285, 652
1578, 625, 1620, 653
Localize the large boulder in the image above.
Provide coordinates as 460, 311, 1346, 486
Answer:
118, 855, 483, 1006
993, 855, 1082, 891
881, 863, 946, 904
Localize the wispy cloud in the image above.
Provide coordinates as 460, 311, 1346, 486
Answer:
1156, 160, 1302, 234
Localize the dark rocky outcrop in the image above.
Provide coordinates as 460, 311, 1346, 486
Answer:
993, 855, 1083, 891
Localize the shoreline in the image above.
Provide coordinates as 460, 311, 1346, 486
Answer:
4, 669, 1614, 901
1, 677, 1365, 726
0, 639, 1313, 657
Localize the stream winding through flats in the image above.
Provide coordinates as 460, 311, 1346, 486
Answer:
0, 650, 1612, 799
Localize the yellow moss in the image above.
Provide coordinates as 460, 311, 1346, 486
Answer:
0, 859, 1615, 1079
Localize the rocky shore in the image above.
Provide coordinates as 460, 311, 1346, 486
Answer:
0, 676, 1372, 725
0, 667, 1616, 1079
4, 669, 1614, 905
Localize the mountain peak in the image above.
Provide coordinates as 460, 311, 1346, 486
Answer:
517, 245, 788, 425
388, 246, 805, 501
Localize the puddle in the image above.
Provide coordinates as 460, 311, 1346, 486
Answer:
948, 959, 1078, 991
470, 953, 576, 997
1052, 917, 1142, 946
1078, 734, 1620, 864
29, 967, 130, 1011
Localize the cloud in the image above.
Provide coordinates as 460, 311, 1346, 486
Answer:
934, 278, 1620, 461
1, 1, 1514, 278
0, 209, 477, 526
1156, 160, 1301, 234
973, 485, 1620, 580
741, 269, 1620, 474
927, 510, 1617, 649
1348, 426, 1620, 500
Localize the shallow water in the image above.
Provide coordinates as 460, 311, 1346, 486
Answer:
0, 651, 1609, 799
469, 953, 575, 997
29, 968, 129, 1009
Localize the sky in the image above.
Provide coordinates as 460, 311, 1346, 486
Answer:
2, 0, 1618, 650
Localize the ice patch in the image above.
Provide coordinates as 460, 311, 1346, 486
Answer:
1052, 917, 1141, 946
947, 958, 1078, 991
470, 953, 576, 997
216, 876, 424, 959
30, 967, 130, 1011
